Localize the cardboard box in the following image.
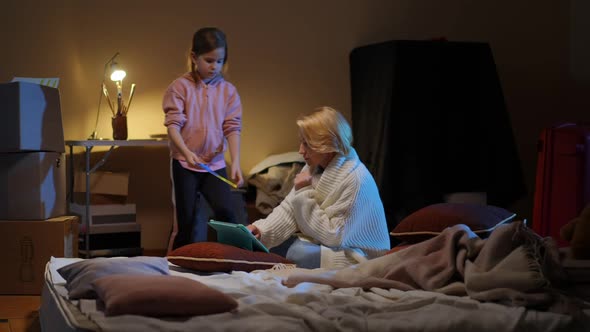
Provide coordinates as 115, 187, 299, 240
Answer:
0, 81, 64, 153
0, 151, 66, 220
0, 216, 78, 295
69, 203, 136, 231
74, 171, 129, 195
73, 171, 129, 204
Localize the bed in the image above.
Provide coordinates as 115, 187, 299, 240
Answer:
39, 220, 590, 332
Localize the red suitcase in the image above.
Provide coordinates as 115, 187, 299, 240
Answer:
532, 123, 590, 247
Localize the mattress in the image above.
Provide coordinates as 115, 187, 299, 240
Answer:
40, 257, 590, 332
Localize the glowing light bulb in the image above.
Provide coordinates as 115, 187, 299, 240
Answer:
110, 69, 126, 81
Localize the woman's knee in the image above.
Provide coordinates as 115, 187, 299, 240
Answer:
286, 239, 321, 269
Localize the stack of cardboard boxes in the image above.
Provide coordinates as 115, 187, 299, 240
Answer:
0, 81, 78, 295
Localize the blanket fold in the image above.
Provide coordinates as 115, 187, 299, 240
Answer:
284, 221, 579, 312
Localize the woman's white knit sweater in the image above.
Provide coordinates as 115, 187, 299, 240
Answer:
253, 148, 390, 268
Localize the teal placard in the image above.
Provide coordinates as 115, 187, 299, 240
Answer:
208, 220, 269, 253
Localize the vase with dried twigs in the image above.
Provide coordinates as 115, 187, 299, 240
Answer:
104, 82, 135, 140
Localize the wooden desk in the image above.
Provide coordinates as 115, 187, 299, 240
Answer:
65, 139, 168, 258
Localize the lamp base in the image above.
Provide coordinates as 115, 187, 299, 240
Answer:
87, 131, 101, 140
87, 131, 109, 140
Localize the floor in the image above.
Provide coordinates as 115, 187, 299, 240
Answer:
0, 296, 41, 332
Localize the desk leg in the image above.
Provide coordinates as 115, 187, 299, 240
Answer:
84, 146, 92, 258
68, 145, 74, 204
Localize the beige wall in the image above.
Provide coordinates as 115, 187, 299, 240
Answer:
1, 0, 585, 250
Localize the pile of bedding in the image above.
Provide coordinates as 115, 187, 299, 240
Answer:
42, 220, 590, 332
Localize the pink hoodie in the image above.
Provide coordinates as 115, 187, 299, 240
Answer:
163, 72, 242, 172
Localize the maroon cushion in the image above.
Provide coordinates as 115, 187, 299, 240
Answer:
167, 242, 294, 272
390, 203, 516, 243
92, 274, 238, 317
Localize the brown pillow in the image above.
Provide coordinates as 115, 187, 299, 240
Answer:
390, 203, 516, 243
167, 242, 294, 272
92, 274, 238, 317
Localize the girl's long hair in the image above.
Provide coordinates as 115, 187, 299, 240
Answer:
187, 27, 228, 82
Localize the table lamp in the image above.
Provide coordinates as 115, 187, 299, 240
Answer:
110, 60, 126, 116
88, 52, 128, 140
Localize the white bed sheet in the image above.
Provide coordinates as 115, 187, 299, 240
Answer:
41, 257, 589, 332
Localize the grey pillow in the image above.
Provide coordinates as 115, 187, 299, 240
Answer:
57, 256, 169, 299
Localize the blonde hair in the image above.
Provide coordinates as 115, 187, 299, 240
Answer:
297, 106, 353, 155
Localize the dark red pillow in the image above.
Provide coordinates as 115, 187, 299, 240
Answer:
92, 274, 238, 317
390, 203, 516, 243
167, 242, 294, 272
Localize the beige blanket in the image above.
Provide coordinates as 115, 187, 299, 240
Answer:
248, 163, 303, 214
284, 221, 577, 312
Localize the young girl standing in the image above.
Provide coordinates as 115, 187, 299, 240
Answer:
163, 27, 244, 251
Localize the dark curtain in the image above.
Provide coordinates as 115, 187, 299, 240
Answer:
350, 40, 526, 231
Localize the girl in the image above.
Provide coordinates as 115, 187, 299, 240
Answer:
163, 27, 244, 251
